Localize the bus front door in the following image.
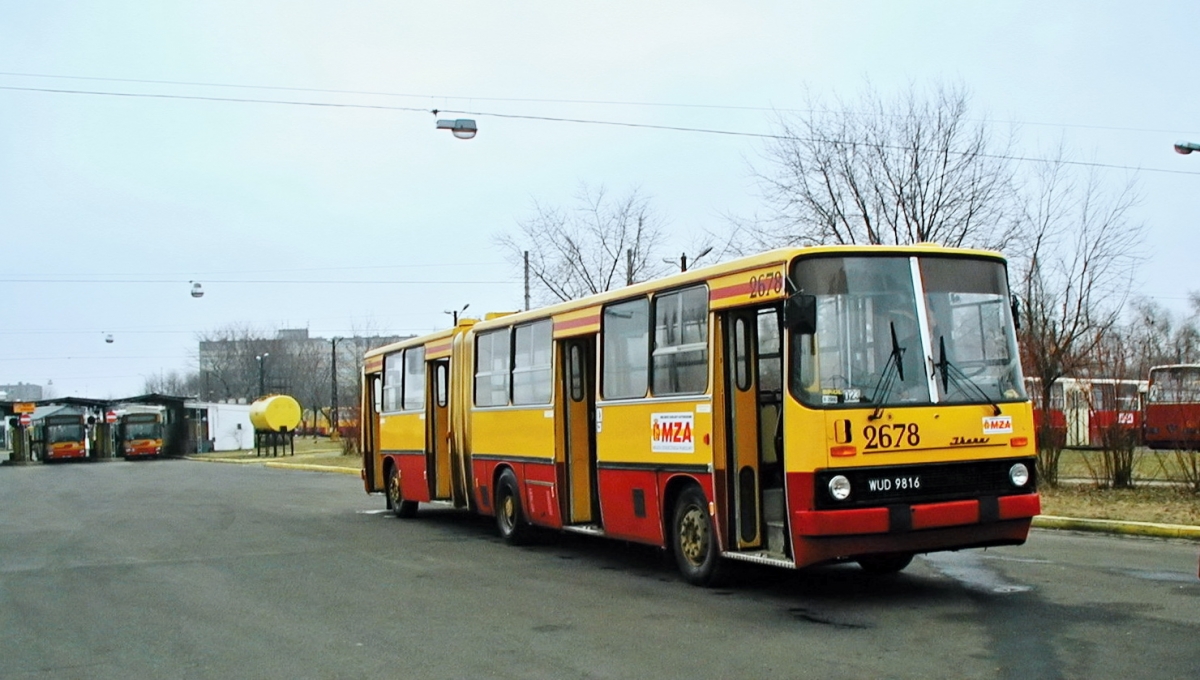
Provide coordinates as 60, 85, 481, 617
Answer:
560, 337, 598, 524
724, 306, 786, 554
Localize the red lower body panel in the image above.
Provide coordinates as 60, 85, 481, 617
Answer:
788, 471, 1040, 568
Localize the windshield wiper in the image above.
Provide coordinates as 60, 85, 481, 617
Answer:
935, 336, 1002, 416
867, 322, 906, 421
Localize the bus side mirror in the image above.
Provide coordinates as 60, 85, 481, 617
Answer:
783, 294, 817, 335
1011, 296, 1021, 330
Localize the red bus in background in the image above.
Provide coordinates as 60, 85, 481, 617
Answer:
40, 413, 90, 462
1145, 364, 1200, 450
1028, 377, 1145, 449
119, 412, 164, 459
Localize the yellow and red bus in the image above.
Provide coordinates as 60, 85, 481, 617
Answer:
361, 244, 1039, 585
119, 412, 165, 459
41, 413, 90, 462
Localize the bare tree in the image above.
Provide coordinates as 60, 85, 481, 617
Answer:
1124, 295, 1200, 377
496, 184, 671, 305
1013, 155, 1145, 485
196, 324, 286, 402
742, 82, 1020, 253
143, 370, 200, 396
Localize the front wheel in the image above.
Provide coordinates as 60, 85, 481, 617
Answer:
857, 552, 913, 574
386, 464, 418, 518
671, 486, 728, 587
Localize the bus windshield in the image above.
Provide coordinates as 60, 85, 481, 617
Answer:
47, 423, 85, 443
1148, 366, 1200, 403
790, 254, 1026, 408
124, 422, 162, 440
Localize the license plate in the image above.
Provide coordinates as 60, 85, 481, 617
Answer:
865, 475, 922, 493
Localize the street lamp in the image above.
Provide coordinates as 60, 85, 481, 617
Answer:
189, 281, 204, 298
664, 246, 714, 272
256, 353, 270, 398
444, 304, 470, 325
1174, 141, 1200, 155
436, 118, 478, 140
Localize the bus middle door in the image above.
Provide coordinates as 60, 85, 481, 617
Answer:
428, 359, 453, 500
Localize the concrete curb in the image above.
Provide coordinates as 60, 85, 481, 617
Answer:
1033, 515, 1200, 541
262, 461, 359, 475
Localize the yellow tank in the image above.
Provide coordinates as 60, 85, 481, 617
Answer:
249, 395, 302, 432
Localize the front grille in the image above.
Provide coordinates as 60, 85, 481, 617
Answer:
813, 458, 1036, 509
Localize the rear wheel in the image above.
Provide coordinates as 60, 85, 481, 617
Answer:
857, 552, 913, 574
386, 464, 418, 518
495, 469, 532, 545
672, 486, 728, 587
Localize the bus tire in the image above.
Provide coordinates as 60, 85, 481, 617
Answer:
857, 552, 913, 575
495, 469, 532, 545
671, 486, 728, 587
386, 463, 418, 518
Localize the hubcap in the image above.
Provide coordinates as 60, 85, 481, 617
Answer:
501, 494, 515, 531
679, 505, 708, 566
388, 472, 401, 506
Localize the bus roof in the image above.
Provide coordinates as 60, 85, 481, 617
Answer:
363, 243, 1007, 363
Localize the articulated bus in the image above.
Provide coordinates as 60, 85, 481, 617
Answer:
40, 413, 90, 462
119, 412, 165, 459
1145, 364, 1200, 450
360, 245, 1039, 585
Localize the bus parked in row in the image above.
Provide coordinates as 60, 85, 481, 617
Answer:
360, 244, 1040, 585
40, 413, 90, 462
1145, 364, 1200, 450
119, 412, 165, 459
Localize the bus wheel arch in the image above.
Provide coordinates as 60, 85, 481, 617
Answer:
670, 482, 729, 587
494, 467, 532, 545
385, 458, 418, 518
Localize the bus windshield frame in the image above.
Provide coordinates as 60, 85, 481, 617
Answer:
789, 253, 1027, 409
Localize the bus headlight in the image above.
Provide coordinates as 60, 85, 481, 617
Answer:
828, 475, 852, 501
1009, 463, 1030, 488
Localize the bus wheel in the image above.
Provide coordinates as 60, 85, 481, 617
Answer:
386, 464, 418, 518
857, 552, 913, 575
495, 469, 531, 545
672, 486, 728, 587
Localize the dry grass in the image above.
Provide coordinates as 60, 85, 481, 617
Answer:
1039, 484, 1200, 526
1055, 449, 1194, 483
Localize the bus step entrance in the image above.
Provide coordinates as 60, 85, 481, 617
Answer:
763, 488, 788, 555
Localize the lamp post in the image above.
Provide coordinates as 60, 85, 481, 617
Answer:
256, 352, 270, 398
330, 338, 341, 440
664, 246, 714, 272
444, 304, 470, 326
1174, 141, 1200, 155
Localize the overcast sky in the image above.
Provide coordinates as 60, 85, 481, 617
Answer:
2, 1, 1198, 399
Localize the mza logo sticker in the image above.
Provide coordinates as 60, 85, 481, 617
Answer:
982, 415, 1013, 435
651, 412, 695, 453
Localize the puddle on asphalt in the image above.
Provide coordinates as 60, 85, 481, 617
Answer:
922, 552, 1033, 594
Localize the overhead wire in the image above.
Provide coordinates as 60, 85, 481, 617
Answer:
2, 82, 1198, 176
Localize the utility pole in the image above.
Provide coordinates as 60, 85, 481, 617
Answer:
626, 248, 633, 286
330, 338, 340, 440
